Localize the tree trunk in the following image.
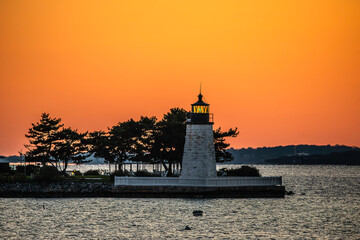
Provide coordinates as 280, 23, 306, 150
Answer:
50, 161, 56, 169
168, 162, 173, 176
160, 159, 168, 172
62, 161, 68, 176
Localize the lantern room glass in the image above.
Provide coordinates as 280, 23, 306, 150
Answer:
192, 105, 209, 113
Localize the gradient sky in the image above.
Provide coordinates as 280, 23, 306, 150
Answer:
1, 0, 359, 156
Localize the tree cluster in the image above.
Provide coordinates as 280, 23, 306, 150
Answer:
25, 113, 89, 174
25, 108, 238, 175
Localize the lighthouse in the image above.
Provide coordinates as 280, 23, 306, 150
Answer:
180, 91, 217, 178
114, 90, 285, 197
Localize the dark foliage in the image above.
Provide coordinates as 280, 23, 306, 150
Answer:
15, 165, 40, 175
87, 130, 116, 163
73, 170, 82, 176
84, 170, 100, 176
265, 150, 360, 165
109, 169, 162, 182
24, 113, 89, 173
25, 113, 63, 165
214, 127, 239, 162
25, 109, 239, 177
0, 163, 10, 173
0, 173, 28, 183
149, 108, 187, 174
218, 166, 261, 177
34, 166, 62, 183
53, 127, 90, 173
88, 117, 157, 168
113, 170, 132, 176
228, 145, 359, 164
110, 170, 132, 182
135, 170, 161, 177
88, 108, 238, 176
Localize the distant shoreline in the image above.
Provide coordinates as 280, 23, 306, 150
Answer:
2, 144, 359, 165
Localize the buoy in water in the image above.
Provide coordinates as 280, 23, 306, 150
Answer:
193, 210, 203, 216
285, 190, 295, 195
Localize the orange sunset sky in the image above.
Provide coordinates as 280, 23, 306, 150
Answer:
0, 0, 359, 156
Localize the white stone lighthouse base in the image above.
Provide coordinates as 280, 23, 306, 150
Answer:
180, 124, 217, 178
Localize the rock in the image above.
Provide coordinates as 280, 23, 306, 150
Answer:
185, 226, 191, 230
193, 210, 203, 216
286, 190, 295, 195
0, 182, 113, 197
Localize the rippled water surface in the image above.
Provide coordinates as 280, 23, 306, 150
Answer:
1, 165, 360, 239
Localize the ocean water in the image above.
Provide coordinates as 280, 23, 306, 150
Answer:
1, 165, 359, 239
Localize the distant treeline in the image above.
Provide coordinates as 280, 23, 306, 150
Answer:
3, 133, 359, 166
265, 150, 360, 165
228, 145, 359, 164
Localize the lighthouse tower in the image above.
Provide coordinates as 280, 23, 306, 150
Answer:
180, 92, 217, 178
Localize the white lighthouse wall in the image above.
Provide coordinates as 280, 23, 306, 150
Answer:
181, 124, 217, 178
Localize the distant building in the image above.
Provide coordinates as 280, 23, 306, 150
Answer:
0, 158, 10, 173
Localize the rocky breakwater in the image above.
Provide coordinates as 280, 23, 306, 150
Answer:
0, 182, 113, 198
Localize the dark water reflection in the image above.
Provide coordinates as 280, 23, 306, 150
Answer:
1, 165, 359, 239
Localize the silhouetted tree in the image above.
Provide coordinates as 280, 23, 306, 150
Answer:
88, 130, 116, 164
28, 109, 239, 176
108, 119, 143, 169
213, 127, 239, 162
149, 108, 187, 175
147, 108, 238, 174
89, 117, 157, 171
130, 116, 157, 163
52, 127, 90, 174
24, 113, 63, 165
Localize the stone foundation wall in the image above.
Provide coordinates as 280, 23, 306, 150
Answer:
0, 183, 285, 198
112, 185, 285, 198
0, 182, 113, 198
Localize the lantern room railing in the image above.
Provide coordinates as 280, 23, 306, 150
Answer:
209, 113, 214, 122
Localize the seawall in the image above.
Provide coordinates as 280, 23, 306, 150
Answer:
0, 182, 285, 198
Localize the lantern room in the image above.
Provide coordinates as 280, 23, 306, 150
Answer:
189, 93, 213, 124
